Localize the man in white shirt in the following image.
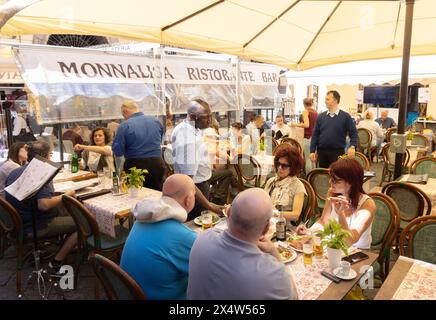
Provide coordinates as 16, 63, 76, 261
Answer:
271, 114, 291, 140
172, 99, 224, 220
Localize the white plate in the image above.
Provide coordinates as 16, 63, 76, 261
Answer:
274, 242, 298, 263
333, 267, 357, 280
193, 213, 221, 226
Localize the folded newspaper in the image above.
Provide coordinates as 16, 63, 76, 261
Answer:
404, 174, 429, 184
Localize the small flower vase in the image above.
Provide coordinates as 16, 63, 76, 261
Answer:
327, 247, 342, 270
129, 186, 139, 199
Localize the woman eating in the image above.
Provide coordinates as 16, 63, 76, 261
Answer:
264, 144, 306, 223
297, 158, 375, 249
74, 127, 115, 173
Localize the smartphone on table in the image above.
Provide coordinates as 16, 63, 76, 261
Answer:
342, 251, 369, 264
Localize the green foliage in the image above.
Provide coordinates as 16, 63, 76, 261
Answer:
126, 167, 148, 188
259, 140, 265, 151
320, 219, 352, 255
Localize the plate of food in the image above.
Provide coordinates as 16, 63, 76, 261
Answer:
274, 242, 297, 263
194, 213, 222, 226
287, 234, 304, 253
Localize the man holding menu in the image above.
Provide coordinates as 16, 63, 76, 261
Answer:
5, 140, 78, 274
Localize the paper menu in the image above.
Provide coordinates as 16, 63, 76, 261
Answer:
5, 157, 60, 201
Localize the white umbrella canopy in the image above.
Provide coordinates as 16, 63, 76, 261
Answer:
1, 0, 436, 71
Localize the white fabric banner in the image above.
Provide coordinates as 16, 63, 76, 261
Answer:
15, 47, 280, 87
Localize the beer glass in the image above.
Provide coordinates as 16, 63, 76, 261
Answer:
303, 238, 314, 266
201, 211, 213, 230
313, 234, 323, 258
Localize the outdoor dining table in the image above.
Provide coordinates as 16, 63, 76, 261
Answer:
375, 256, 436, 300
186, 219, 377, 300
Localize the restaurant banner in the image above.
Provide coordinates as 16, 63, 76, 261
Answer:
14, 46, 281, 123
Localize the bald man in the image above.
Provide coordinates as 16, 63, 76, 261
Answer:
112, 100, 164, 190
120, 174, 197, 299
188, 188, 297, 300
375, 110, 396, 130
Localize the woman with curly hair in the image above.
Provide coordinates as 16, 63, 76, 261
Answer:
74, 127, 115, 173
264, 144, 306, 223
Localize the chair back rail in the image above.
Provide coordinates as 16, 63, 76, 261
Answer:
381, 181, 432, 222
399, 215, 436, 264
90, 253, 147, 300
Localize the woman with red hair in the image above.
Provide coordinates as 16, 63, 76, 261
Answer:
264, 145, 306, 223
297, 157, 375, 249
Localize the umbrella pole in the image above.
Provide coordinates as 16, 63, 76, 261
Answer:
394, 0, 414, 180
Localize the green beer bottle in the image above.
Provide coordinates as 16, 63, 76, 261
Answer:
71, 152, 79, 173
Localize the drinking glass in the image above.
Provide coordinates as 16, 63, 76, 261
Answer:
201, 210, 213, 230
303, 238, 314, 266
97, 170, 105, 186
340, 261, 351, 277
313, 234, 323, 258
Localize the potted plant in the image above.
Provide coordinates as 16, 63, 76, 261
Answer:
126, 167, 148, 198
320, 219, 352, 270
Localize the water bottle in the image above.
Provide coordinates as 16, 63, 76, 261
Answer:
71, 152, 79, 173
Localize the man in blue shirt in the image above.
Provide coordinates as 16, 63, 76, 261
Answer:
120, 174, 197, 299
112, 100, 164, 190
310, 90, 358, 168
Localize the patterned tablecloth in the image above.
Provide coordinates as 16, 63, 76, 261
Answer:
287, 255, 332, 300
392, 259, 436, 300
83, 188, 161, 237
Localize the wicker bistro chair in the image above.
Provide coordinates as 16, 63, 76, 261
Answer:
306, 168, 330, 216
0, 197, 28, 297
161, 145, 174, 177
90, 253, 146, 300
411, 133, 429, 148
0, 197, 63, 297
279, 137, 303, 156
357, 128, 378, 163
343, 152, 370, 171
399, 215, 436, 264
233, 154, 262, 191
61, 195, 129, 294
271, 138, 279, 150
385, 127, 397, 143
382, 182, 432, 228
379, 143, 410, 186
368, 192, 400, 281
410, 156, 436, 178
293, 178, 317, 227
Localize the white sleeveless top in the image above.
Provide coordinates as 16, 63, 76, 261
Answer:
330, 194, 372, 249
